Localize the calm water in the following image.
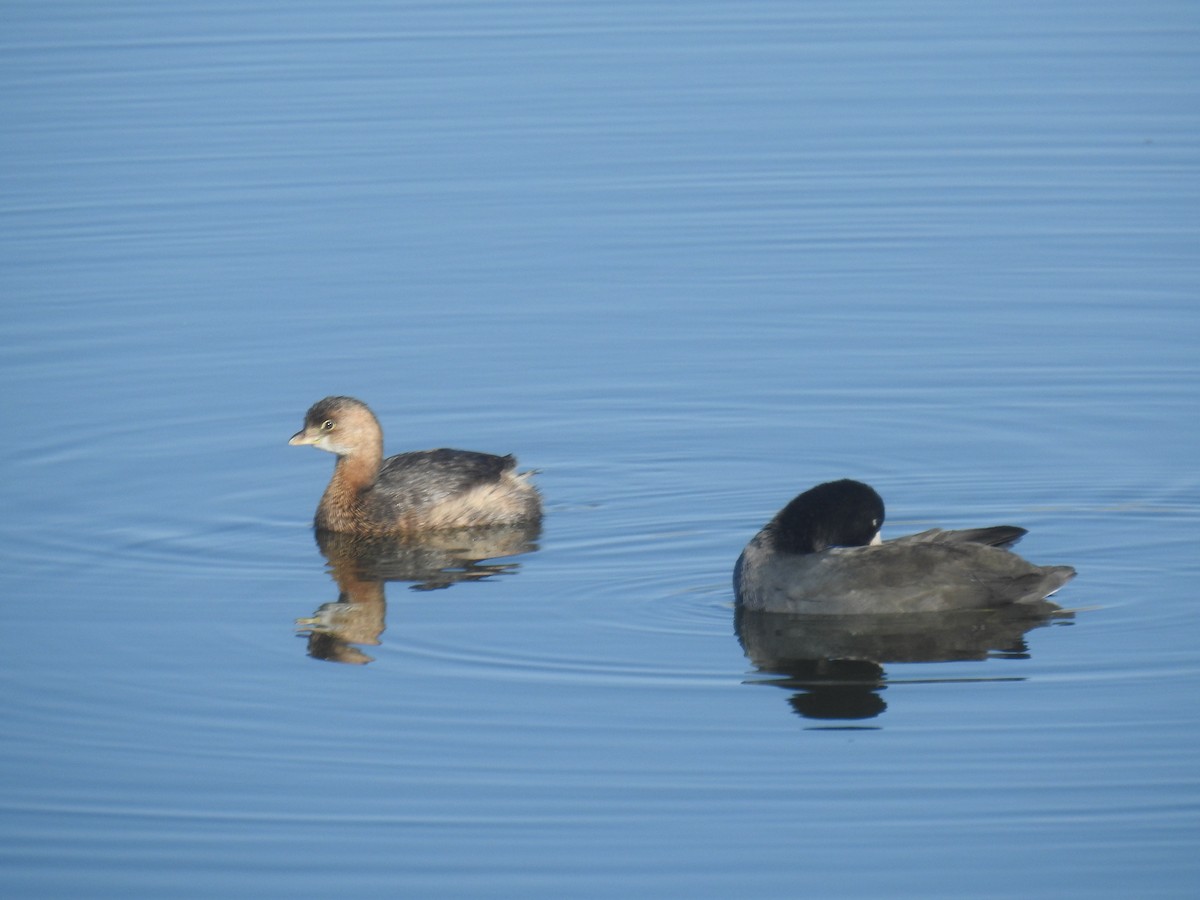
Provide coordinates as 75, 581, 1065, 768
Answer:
2, 1, 1198, 897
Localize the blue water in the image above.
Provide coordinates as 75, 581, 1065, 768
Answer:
2, 1, 1198, 897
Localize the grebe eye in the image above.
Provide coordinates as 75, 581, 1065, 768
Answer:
321, 420, 335, 431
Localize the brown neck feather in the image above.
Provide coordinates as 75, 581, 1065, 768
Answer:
316, 450, 382, 530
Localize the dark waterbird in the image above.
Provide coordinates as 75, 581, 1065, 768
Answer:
734, 479, 1075, 614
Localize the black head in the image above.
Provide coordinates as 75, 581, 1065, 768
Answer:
767, 479, 885, 554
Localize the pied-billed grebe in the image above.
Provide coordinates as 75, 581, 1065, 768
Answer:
289, 396, 542, 535
734, 479, 1075, 614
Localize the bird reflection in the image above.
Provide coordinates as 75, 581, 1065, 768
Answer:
296, 522, 540, 664
735, 603, 1072, 721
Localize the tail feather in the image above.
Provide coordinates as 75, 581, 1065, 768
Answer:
898, 526, 1027, 549
945, 525, 1028, 549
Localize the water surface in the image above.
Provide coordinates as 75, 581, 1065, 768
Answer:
2, 1, 1198, 897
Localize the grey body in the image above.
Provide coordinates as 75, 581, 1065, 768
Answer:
362, 448, 519, 518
